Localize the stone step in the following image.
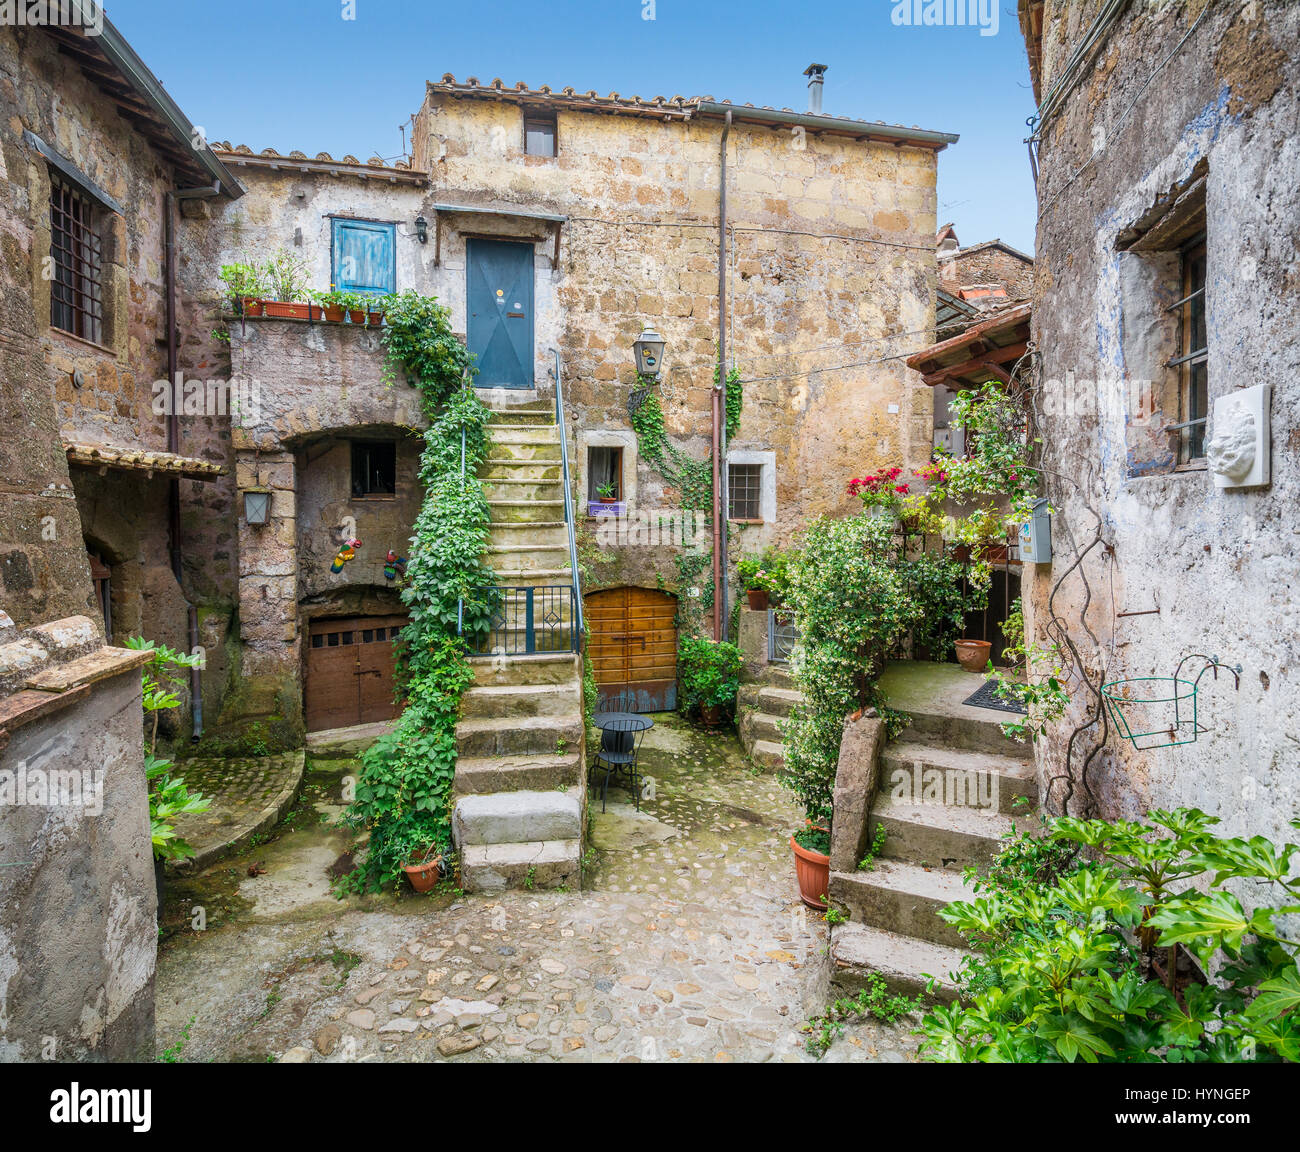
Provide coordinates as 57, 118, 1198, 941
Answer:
757, 685, 801, 717
459, 839, 580, 893
459, 682, 579, 720
487, 521, 568, 547
481, 477, 565, 502
828, 922, 968, 1003
455, 752, 581, 795
468, 652, 580, 687
481, 459, 563, 480
879, 737, 1037, 815
740, 710, 784, 745
489, 500, 567, 523
453, 789, 582, 846
868, 792, 1018, 872
763, 665, 796, 691
487, 409, 555, 426
486, 543, 571, 570
455, 712, 583, 758
748, 738, 785, 770
830, 861, 974, 950
487, 442, 563, 463
488, 426, 562, 446
904, 708, 1024, 756
487, 567, 573, 585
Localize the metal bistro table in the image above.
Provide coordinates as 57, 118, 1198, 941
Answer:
591, 711, 653, 812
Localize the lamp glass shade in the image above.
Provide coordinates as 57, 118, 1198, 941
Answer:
632, 327, 666, 377
243, 489, 271, 525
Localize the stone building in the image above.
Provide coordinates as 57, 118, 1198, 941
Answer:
1018, 0, 1299, 847
176, 68, 957, 740
0, 12, 240, 1059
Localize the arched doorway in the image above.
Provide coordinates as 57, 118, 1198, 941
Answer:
584, 587, 677, 712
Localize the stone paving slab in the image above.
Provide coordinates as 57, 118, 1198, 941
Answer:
166, 751, 305, 873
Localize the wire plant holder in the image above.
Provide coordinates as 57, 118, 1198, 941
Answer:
1101, 653, 1242, 751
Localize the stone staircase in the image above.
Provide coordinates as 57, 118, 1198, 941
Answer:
451, 401, 586, 893
737, 664, 802, 770
828, 668, 1037, 1001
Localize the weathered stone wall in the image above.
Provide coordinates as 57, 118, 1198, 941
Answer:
938, 243, 1033, 300
1025, 1, 1299, 851
0, 632, 156, 1062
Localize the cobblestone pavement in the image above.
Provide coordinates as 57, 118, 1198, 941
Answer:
156, 717, 922, 1063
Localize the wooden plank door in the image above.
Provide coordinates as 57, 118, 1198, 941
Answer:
584, 587, 677, 712
466, 238, 534, 389
305, 614, 407, 732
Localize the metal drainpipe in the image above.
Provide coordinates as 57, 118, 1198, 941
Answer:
713, 110, 731, 643
166, 182, 220, 739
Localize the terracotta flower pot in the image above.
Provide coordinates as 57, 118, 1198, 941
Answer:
790, 834, 830, 910
345, 308, 367, 324
977, 543, 1009, 562
366, 310, 385, 327
402, 854, 442, 893
262, 300, 320, 320
239, 296, 264, 317
746, 588, 770, 611
950, 543, 972, 563
699, 703, 724, 727
599, 496, 617, 504
954, 639, 992, 673
321, 305, 345, 322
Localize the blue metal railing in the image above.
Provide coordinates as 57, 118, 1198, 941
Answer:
552, 349, 584, 645
463, 585, 578, 655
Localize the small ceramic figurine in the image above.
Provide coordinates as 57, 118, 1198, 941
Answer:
330, 537, 362, 574
383, 550, 408, 582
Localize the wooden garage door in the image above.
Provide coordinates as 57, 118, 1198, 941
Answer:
305, 615, 407, 732
585, 588, 676, 712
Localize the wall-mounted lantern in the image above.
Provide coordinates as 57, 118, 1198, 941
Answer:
243, 487, 272, 526
414, 214, 428, 244
632, 326, 666, 378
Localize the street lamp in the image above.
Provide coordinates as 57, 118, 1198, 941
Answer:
243, 487, 272, 526
632, 326, 666, 378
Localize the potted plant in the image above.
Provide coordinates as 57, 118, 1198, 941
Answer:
595, 481, 618, 505
737, 546, 791, 610
261, 250, 318, 319
677, 635, 743, 726
400, 842, 445, 893
790, 823, 831, 910
217, 261, 267, 316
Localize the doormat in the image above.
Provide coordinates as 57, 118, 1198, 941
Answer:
962, 679, 1028, 715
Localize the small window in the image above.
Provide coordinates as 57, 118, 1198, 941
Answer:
50, 175, 104, 343
332, 218, 396, 296
352, 441, 396, 497
728, 463, 764, 521
524, 110, 557, 158
587, 446, 622, 501
311, 634, 324, 648
1173, 235, 1208, 463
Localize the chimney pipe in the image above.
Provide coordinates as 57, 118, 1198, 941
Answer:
803, 63, 828, 115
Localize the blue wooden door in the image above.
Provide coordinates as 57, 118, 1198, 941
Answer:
467, 239, 534, 389
332, 219, 395, 295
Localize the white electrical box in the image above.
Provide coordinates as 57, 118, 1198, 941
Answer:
1020, 498, 1052, 563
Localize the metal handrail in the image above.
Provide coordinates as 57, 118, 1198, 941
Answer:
551, 349, 584, 645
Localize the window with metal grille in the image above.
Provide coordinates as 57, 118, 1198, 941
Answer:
351, 440, 396, 497
524, 111, 557, 157
50, 176, 103, 343
1171, 235, 1208, 463
728, 463, 763, 521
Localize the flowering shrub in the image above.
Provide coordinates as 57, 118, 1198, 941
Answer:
846, 467, 911, 515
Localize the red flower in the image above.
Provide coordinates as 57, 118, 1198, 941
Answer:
894, 484, 909, 494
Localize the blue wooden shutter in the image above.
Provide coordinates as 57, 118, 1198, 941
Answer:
332, 219, 396, 295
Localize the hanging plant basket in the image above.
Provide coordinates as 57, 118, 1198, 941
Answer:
1102, 654, 1241, 751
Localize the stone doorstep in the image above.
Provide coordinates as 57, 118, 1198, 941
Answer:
453, 789, 583, 847
458, 838, 581, 893
879, 737, 1037, 815
165, 750, 306, 874
748, 738, 785, 771
830, 861, 974, 951
829, 921, 968, 1003
867, 792, 1018, 871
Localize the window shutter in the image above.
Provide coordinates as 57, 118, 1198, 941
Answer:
332, 219, 396, 295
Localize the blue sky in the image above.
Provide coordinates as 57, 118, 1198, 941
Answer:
107, 0, 1037, 253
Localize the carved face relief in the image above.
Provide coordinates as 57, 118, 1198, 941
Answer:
1207, 403, 1257, 481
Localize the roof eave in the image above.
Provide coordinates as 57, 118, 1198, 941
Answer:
694, 102, 958, 149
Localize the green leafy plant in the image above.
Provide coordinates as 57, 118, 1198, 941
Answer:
793, 824, 831, 854
595, 481, 617, 499
217, 260, 267, 310
379, 290, 473, 409
984, 597, 1071, 741
125, 637, 210, 861
857, 824, 888, 871
312, 285, 372, 314
803, 974, 921, 1057
676, 636, 744, 712
919, 809, 1300, 1063
736, 546, 793, 603
262, 249, 310, 302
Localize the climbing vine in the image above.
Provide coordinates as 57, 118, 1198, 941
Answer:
344, 295, 484, 892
